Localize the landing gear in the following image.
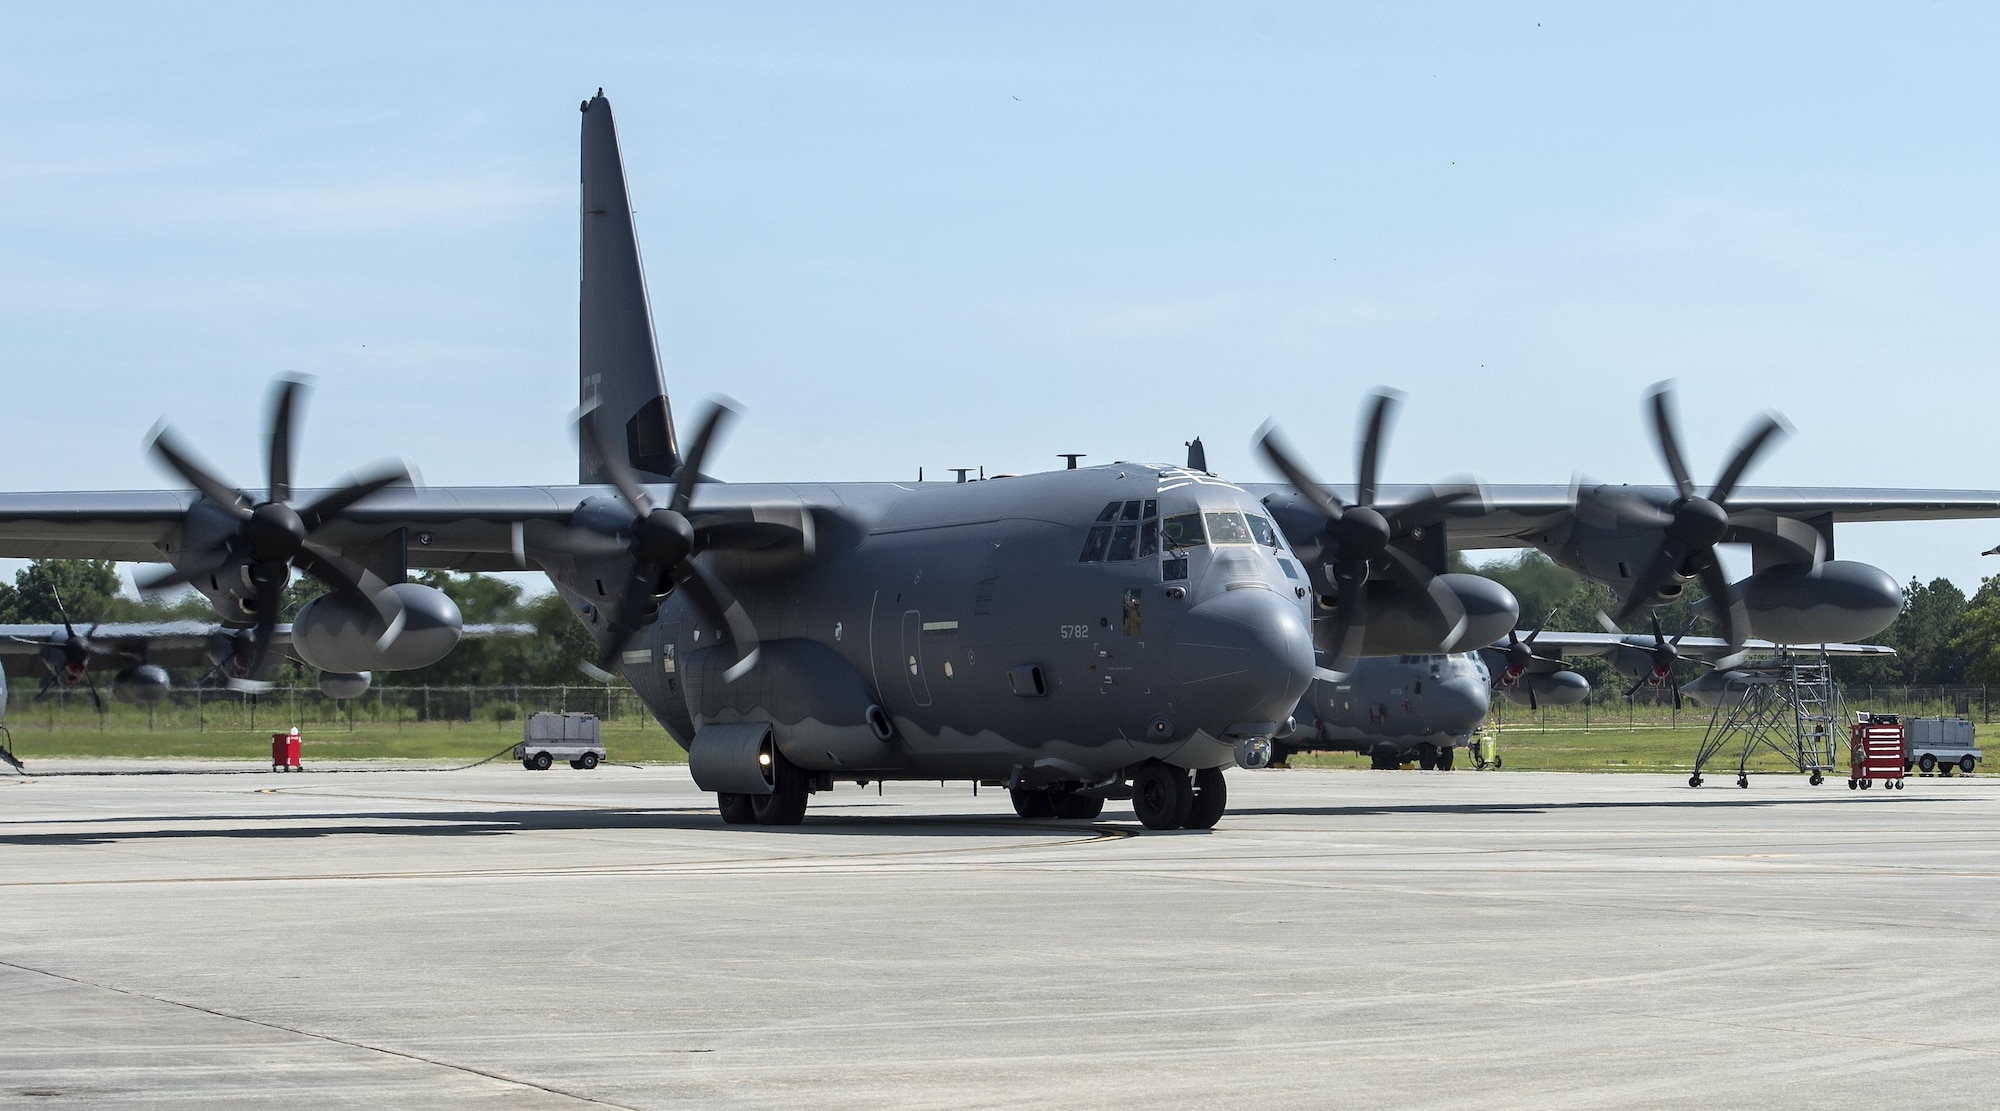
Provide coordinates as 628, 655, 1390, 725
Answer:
1183, 768, 1227, 829
1010, 788, 1057, 819
1131, 760, 1194, 831
1050, 790, 1104, 820
1416, 744, 1437, 771
1435, 746, 1455, 772
1369, 747, 1402, 771
717, 792, 756, 824
750, 755, 809, 825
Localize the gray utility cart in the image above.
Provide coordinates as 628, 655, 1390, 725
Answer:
516, 712, 606, 770
1905, 716, 1981, 776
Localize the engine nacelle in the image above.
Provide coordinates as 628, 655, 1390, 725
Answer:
1735, 560, 1901, 645
317, 671, 373, 699
1503, 670, 1589, 707
293, 583, 463, 674
111, 664, 170, 705
1337, 573, 1519, 657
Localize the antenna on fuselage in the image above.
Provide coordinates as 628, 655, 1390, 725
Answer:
950, 468, 974, 484
1059, 454, 1085, 470
1185, 438, 1208, 474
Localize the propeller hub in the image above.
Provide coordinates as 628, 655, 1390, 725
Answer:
1668, 496, 1730, 549
244, 501, 307, 560
634, 508, 696, 568
1329, 505, 1391, 562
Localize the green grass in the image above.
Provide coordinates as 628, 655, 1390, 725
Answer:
2, 720, 689, 764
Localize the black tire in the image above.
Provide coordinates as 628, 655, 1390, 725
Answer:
530, 751, 553, 771
580, 752, 599, 770
1861, 778, 1871, 790
752, 757, 809, 825
569, 759, 585, 770
1919, 753, 1937, 774
1182, 767, 1228, 829
1436, 746, 1455, 772
1494, 756, 1503, 769
1416, 746, 1437, 772
1810, 771, 1823, 786
1010, 788, 1057, 819
1737, 776, 1748, 789
1962, 755, 1977, 774
1905, 760, 1916, 773
1131, 761, 1193, 831
1050, 791, 1105, 820
1689, 775, 1703, 788
1847, 779, 1857, 790
718, 792, 756, 824
1940, 764, 1953, 777
522, 759, 536, 771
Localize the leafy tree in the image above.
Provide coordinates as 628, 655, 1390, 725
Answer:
0, 560, 121, 624
1952, 577, 2000, 685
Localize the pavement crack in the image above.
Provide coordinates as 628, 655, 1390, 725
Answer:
0, 957, 643, 1110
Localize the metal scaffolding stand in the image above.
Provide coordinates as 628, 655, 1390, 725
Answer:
1689, 650, 1844, 788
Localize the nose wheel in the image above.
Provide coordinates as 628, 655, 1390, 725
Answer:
1130, 761, 1228, 830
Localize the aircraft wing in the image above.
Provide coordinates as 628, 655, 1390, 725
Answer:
1503, 630, 1897, 661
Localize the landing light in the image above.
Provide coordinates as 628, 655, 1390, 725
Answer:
758, 752, 772, 767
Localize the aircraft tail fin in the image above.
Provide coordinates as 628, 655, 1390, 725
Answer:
578, 90, 680, 484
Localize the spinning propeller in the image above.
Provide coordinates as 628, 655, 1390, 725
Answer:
1258, 389, 1479, 677
137, 375, 412, 688
8, 581, 104, 711
1492, 624, 1562, 710
573, 400, 761, 681
1608, 382, 1786, 648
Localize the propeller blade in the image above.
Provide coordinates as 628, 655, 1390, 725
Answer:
675, 558, 761, 682
1527, 681, 1539, 712
295, 547, 407, 650
1671, 678, 1683, 711
33, 678, 53, 703
579, 406, 655, 517
1614, 540, 1690, 625
1255, 423, 1345, 521
1625, 675, 1647, 700
1355, 389, 1400, 507
49, 581, 76, 638
1381, 545, 1469, 651
1709, 412, 1790, 506
267, 375, 305, 504
295, 460, 416, 532
593, 566, 661, 671
1697, 561, 1748, 649
670, 400, 737, 516
1317, 572, 1369, 677
1595, 609, 1623, 635
146, 423, 250, 516
85, 673, 104, 714
1384, 484, 1479, 535
235, 570, 287, 689
1646, 382, 1696, 500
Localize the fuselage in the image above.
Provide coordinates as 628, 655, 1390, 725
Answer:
1287, 652, 1492, 756
553, 464, 1318, 786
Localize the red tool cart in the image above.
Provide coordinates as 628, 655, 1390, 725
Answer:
1849, 712, 1904, 790
270, 727, 301, 772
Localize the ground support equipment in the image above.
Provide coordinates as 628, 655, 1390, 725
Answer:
1689, 651, 1843, 788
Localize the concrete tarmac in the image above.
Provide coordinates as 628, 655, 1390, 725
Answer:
3, 761, 1997, 1109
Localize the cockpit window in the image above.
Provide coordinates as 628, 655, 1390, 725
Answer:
1095, 503, 1120, 523
1138, 518, 1159, 558
1119, 500, 1144, 521
1246, 513, 1281, 548
1161, 512, 1205, 550
1081, 500, 1163, 563
1079, 525, 1112, 562
1204, 510, 1254, 545
1107, 523, 1137, 561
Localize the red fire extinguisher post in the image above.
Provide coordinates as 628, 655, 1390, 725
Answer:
270, 727, 301, 772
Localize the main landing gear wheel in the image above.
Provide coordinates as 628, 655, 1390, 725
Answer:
1416, 746, 1437, 771
1131, 760, 1194, 831
1182, 767, 1227, 830
717, 792, 755, 824
751, 757, 809, 826
1050, 791, 1104, 820
1436, 746, 1455, 772
1010, 788, 1057, 819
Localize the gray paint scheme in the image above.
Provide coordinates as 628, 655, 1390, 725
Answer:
0, 92, 1986, 821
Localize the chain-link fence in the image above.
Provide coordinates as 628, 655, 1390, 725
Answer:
2, 681, 659, 734
1491, 684, 1995, 732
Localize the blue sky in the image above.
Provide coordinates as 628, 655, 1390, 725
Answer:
4, 3, 1999, 595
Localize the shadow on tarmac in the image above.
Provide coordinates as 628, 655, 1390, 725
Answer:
0, 807, 1121, 847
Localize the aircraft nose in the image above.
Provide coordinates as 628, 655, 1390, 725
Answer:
1436, 676, 1492, 734
1167, 586, 1315, 734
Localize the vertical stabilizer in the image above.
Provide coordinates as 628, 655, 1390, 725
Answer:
579, 90, 680, 484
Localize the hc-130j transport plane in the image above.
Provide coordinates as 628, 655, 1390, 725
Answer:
2, 91, 1997, 827
0, 92, 1314, 831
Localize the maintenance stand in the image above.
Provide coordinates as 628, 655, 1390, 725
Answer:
1690, 650, 1843, 788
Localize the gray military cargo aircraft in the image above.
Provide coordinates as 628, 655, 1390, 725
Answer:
0, 90, 1992, 829
0, 92, 1315, 831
